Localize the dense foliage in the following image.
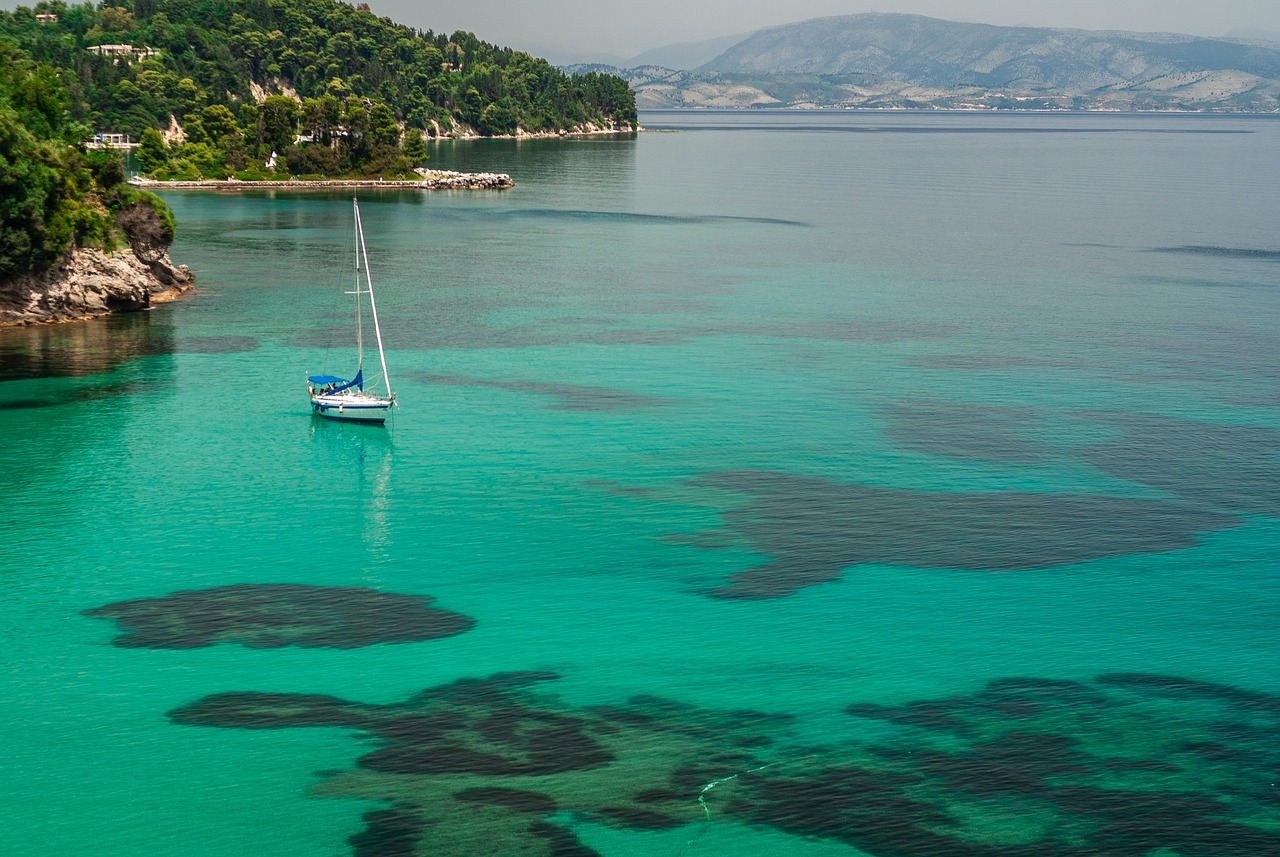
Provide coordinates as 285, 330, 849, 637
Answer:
0, 41, 172, 280
0, 0, 638, 179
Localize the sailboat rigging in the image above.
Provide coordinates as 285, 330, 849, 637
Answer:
307, 198, 397, 423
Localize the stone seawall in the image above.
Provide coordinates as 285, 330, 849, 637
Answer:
0, 247, 194, 326
128, 170, 514, 191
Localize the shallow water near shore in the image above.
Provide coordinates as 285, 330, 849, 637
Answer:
2, 110, 1279, 856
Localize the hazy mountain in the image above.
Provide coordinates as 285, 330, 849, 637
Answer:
564, 64, 784, 109
549, 33, 755, 71
701, 13, 1280, 90
626, 32, 755, 70
605, 13, 1280, 112
535, 47, 633, 67
1225, 29, 1280, 45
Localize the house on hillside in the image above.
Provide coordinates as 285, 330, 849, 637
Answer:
87, 44, 159, 63
84, 132, 136, 149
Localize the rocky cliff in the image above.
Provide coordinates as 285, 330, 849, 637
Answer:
0, 247, 193, 326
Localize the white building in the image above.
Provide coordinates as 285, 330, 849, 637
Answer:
87, 44, 159, 62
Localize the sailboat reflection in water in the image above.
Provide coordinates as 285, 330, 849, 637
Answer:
307, 198, 396, 423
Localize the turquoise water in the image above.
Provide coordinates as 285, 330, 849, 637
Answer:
2, 111, 1279, 856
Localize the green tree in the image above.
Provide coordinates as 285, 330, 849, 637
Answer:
401, 127, 426, 164
181, 112, 209, 144
134, 127, 169, 174
258, 94, 299, 153
200, 104, 240, 141
176, 78, 205, 113
369, 102, 400, 148
0, 103, 58, 278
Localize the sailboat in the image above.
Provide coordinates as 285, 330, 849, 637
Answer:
307, 199, 396, 423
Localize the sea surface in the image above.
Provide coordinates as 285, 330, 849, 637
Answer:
2, 110, 1279, 856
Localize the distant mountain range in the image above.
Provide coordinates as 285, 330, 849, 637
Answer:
626, 32, 754, 70
569, 13, 1280, 112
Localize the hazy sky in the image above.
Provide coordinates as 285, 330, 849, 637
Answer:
369, 0, 1280, 59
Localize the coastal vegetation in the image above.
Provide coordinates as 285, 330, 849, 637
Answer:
0, 42, 172, 282
0, 0, 638, 181
0, 0, 635, 291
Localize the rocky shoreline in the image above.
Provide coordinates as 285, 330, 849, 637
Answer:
0, 247, 194, 327
128, 169, 514, 191
426, 119, 641, 140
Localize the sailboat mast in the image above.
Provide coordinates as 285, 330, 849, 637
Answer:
353, 199, 364, 375
353, 200, 393, 399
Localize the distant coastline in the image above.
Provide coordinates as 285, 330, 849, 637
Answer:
423, 120, 642, 141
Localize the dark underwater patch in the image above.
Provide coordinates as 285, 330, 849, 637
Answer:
169, 691, 371, 729
489, 207, 810, 228
84, 584, 475, 649
169, 673, 777, 857
1096, 672, 1280, 714
880, 400, 1053, 463
735, 319, 956, 344
665, 470, 1238, 599
527, 821, 603, 857
410, 374, 678, 411
1132, 274, 1268, 290
1150, 245, 1280, 261
0, 379, 150, 410
801, 674, 1280, 856
1078, 411, 1280, 517
165, 669, 1280, 857
348, 808, 424, 857
456, 788, 558, 814
910, 353, 1102, 372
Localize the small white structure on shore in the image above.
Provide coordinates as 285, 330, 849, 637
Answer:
84, 132, 136, 150
87, 44, 158, 63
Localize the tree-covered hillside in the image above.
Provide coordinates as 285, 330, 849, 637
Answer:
0, 0, 637, 139
0, 0, 636, 180
0, 41, 172, 282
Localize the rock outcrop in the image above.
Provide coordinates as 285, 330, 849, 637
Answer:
415, 170, 514, 189
0, 246, 194, 326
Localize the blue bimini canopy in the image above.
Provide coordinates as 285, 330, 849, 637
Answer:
309, 370, 364, 394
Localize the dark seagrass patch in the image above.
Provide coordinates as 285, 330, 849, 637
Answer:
84, 583, 475, 649
164, 669, 1280, 857
667, 470, 1239, 599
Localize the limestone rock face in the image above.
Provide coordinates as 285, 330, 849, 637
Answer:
0, 246, 194, 326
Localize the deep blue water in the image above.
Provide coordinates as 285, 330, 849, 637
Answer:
2, 110, 1279, 856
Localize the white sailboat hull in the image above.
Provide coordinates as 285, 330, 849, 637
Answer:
310, 392, 393, 422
